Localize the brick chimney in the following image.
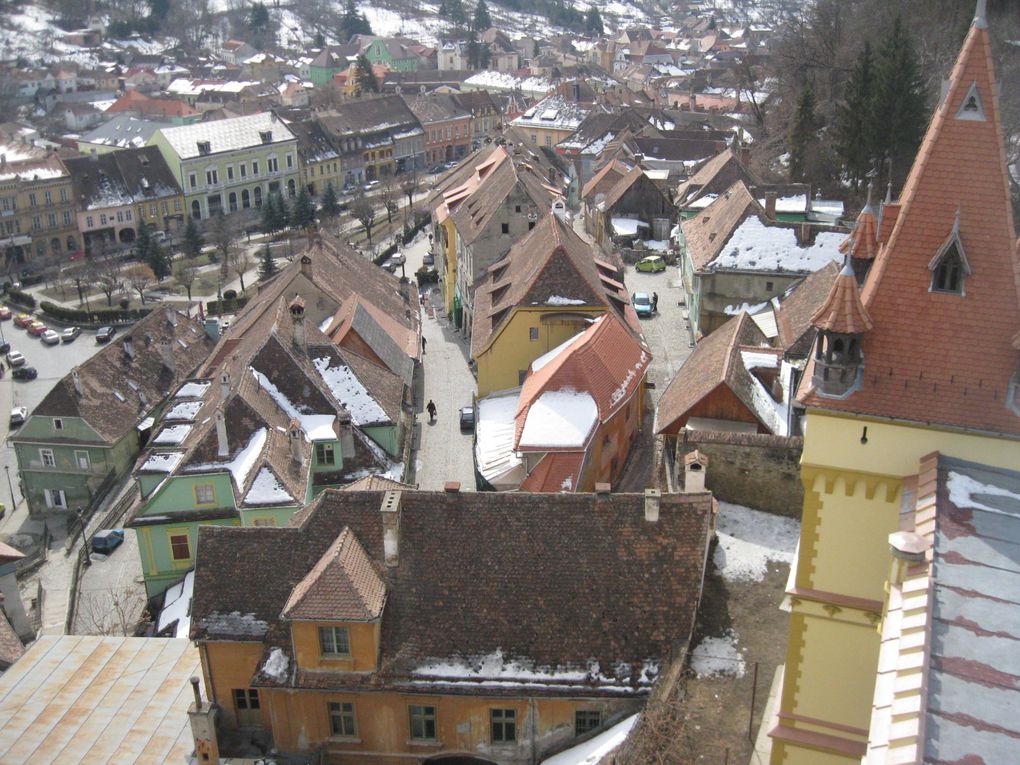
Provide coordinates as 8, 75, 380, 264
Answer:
644, 488, 660, 522
764, 192, 777, 220
122, 335, 135, 360
300, 253, 312, 276
381, 490, 401, 566
683, 450, 708, 493
215, 409, 228, 457
188, 676, 220, 765
288, 419, 304, 464
289, 294, 306, 349
219, 370, 230, 401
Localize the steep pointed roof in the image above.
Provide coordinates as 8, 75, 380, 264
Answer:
800, 9, 1020, 435
811, 262, 873, 334
840, 187, 879, 261
282, 526, 386, 621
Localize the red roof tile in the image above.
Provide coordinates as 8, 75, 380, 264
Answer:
811, 263, 873, 334
799, 18, 1020, 434
519, 452, 586, 492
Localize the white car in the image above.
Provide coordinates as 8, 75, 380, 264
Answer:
9, 406, 27, 427
40, 330, 60, 345
7, 350, 25, 367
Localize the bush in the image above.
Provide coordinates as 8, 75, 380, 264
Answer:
39, 301, 152, 324
119, 297, 130, 309
7, 289, 36, 309
222, 289, 238, 301
416, 267, 439, 286
205, 296, 249, 316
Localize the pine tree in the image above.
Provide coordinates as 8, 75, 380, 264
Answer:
258, 245, 278, 281
133, 222, 152, 263
834, 42, 875, 191
467, 32, 480, 69
448, 0, 466, 27
871, 16, 927, 189
261, 193, 278, 234
292, 185, 315, 227
320, 182, 341, 218
353, 54, 378, 95
182, 217, 204, 259
585, 6, 603, 35
472, 0, 490, 32
273, 192, 290, 231
788, 83, 818, 183
248, 2, 269, 31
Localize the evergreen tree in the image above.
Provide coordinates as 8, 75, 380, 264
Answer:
182, 217, 204, 259
261, 192, 278, 234
147, 238, 172, 280
353, 54, 378, 95
871, 16, 927, 189
320, 182, 341, 218
472, 0, 490, 32
273, 192, 290, 231
834, 42, 875, 191
448, 0, 467, 28
338, 0, 373, 41
258, 245, 278, 281
313, 30, 325, 48
584, 6, 603, 35
248, 1, 269, 31
467, 32, 480, 69
788, 82, 818, 183
292, 185, 316, 227
133, 222, 152, 263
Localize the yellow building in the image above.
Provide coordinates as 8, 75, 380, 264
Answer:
770, 8, 1020, 763
470, 212, 638, 397
0, 150, 79, 266
509, 94, 589, 150
191, 488, 714, 764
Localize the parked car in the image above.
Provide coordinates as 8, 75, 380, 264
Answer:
632, 291, 653, 318
27, 321, 48, 336
635, 255, 667, 273
7, 350, 25, 367
423, 252, 435, 267
40, 329, 60, 345
459, 405, 475, 432
0, 305, 11, 320
0, 342, 8, 355
9, 406, 27, 427
389, 252, 405, 265
444, 160, 459, 169
91, 529, 125, 554
61, 326, 81, 343
13, 313, 33, 328
381, 259, 399, 273
12, 366, 37, 380
96, 326, 115, 343
429, 164, 445, 174
363, 180, 380, 191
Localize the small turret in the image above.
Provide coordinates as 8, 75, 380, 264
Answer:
810, 260, 873, 398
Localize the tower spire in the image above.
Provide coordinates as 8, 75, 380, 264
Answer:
973, 0, 987, 29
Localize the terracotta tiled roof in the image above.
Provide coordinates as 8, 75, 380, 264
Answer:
811, 262, 873, 334
680, 181, 762, 272
839, 200, 879, 261
0, 613, 23, 669
774, 261, 840, 353
581, 158, 630, 201
192, 489, 713, 694
799, 17, 1020, 435
654, 312, 769, 434
676, 147, 759, 206
282, 527, 386, 621
0, 542, 25, 566
28, 310, 214, 444
519, 452, 585, 492
514, 313, 650, 449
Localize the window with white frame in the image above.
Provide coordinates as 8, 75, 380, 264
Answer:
74, 450, 90, 470
40, 448, 56, 467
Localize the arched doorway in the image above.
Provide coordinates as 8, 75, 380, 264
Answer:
191, 200, 202, 220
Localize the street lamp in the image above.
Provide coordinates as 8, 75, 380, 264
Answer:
75, 507, 91, 567
3, 465, 14, 509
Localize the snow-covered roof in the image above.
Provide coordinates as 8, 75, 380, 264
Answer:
139, 451, 184, 473
157, 570, 194, 638
464, 70, 551, 95
711, 217, 845, 274
158, 112, 295, 159
250, 368, 337, 441
186, 427, 266, 488
243, 466, 295, 507
475, 391, 523, 484
518, 390, 598, 449
541, 713, 640, 764
312, 356, 388, 427
610, 217, 649, 237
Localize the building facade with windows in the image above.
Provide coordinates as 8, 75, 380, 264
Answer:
191, 488, 714, 764
11, 309, 214, 516
149, 112, 299, 221
0, 151, 78, 270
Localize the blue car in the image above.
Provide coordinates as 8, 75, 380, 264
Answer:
91, 529, 125, 554
633, 291, 654, 318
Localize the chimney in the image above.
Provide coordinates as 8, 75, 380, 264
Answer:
683, 450, 708, 493
165, 307, 177, 327
215, 409, 229, 457
594, 482, 611, 495
71, 367, 83, 396
204, 317, 220, 341
644, 488, 661, 522
157, 342, 175, 373
122, 335, 135, 360
288, 419, 304, 464
300, 253, 312, 276
219, 370, 230, 401
381, 490, 401, 566
444, 481, 461, 493
888, 530, 927, 587
289, 294, 306, 349
764, 191, 777, 219
188, 676, 221, 765
339, 417, 355, 459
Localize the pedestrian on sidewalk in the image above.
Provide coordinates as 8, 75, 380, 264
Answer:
421, 336, 427, 354
426, 399, 437, 423
652, 292, 659, 313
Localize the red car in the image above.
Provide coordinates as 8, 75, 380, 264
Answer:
13, 313, 33, 328
0, 306, 11, 321
27, 321, 48, 336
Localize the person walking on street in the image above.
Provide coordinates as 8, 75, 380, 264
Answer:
426, 399, 437, 423
652, 292, 659, 313
421, 336, 427, 354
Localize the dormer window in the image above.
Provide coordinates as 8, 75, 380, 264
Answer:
929, 216, 971, 295
196, 140, 211, 155
259, 130, 273, 144
956, 82, 986, 122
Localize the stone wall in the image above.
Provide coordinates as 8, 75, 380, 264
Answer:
673, 431, 804, 518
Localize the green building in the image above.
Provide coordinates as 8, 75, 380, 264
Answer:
11, 309, 214, 516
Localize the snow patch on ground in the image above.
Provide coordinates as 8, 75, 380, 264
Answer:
690, 631, 746, 678
713, 501, 799, 583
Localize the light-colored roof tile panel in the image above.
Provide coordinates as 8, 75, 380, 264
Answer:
159, 112, 295, 159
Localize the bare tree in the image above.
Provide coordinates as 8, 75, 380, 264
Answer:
173, 259, 199, 303
207, 212, 240, 265
350, 194, 377, 245
379, 176, 400, 225
401, 173, 419, 213
93, 247, 124, 307
75, 589, 146, 636
228, 249, 254, 292
124, 263, 155, 304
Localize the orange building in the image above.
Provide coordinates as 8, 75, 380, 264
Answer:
192, 488, 714, 764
